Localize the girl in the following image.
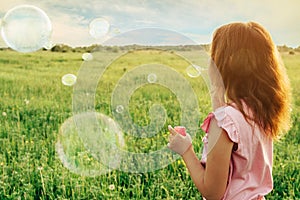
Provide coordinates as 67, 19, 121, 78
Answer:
167, 22, 291, 200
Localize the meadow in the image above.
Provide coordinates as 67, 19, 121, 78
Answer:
0, 48, 299, 199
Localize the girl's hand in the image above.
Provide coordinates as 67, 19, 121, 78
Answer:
167, 125, 192, 156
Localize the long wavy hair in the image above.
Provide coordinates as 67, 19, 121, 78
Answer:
210, 22, 291, 138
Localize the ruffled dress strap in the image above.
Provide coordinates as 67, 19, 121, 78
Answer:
200, 112, 214, 133
201, 106, 240, 144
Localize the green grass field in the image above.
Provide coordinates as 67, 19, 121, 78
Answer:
0, 49, 299, 199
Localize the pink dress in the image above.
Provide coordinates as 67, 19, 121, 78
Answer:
200, 104, 273, 200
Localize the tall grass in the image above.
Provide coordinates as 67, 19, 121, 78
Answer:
0, 49, 299, 199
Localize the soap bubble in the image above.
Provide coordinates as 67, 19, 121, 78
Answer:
82, 52, 93, 61
0, 5, 52, 53
115, 105, 124, 113
72, 112, 126, 169
112, 28, 121, 34
89, 18, 110, 39
186, 64, 203, 78
62, 74, 77, 86
56, 112, 125, 176
71, 28, 224, 173
147, 73, 157, 83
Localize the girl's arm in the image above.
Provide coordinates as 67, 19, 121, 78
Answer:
182, 118, 234, 200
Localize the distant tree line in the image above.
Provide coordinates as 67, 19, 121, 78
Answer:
0, 44, 299, 54
277, 45, 300, 55
45, 44, 211, 53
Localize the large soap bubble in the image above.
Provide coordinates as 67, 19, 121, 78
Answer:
56, 112, 126, 176
0, 5, 52, 53
71, 28, 216, 173
63, 27, 225, 175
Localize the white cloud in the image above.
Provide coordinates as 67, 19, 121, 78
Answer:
0, 0, 299, 47
51, 14, 91, 47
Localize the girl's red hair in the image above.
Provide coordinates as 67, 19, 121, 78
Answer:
211, 22, 291, 138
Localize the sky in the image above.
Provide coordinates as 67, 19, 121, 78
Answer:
0, 0, 300, 48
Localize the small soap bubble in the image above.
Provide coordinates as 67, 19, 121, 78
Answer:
0, 5, 52, 53
147, 73, 157, 83
115, 105, 124, 113
89, 18, 110, 39
82, 53, 93, 61
186, 65, 202, 78
62, 74, 77, 86
112, 28, 121, 34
